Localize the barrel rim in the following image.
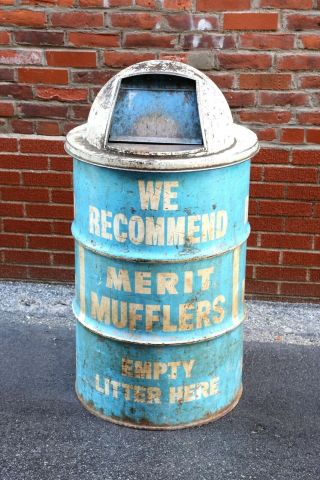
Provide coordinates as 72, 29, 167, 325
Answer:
75, 384, 243, 430
65, 124, 259, 172
72, 232, 250, 264
74, 306, 246, 345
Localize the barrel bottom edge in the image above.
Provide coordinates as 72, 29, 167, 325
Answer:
75, 384, 243, 431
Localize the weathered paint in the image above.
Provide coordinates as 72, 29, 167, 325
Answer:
66, 60, 259, 429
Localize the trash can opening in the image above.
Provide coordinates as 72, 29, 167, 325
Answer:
107, 74, 203, 150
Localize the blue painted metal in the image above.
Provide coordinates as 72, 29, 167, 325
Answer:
72, 158, 250, 428
108, 74, 203, 145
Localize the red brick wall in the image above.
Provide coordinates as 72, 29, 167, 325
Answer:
0, 1, 319, 301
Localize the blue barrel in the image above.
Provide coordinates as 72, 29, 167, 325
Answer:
66, 60, 259, 429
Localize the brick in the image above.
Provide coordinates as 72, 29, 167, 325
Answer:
49, 156, 73, 171
280, 283, 320, 298
46, 50, 96, 68
300, 35, 320, 50
79, 0, 103, 5
28, 235, 74, 251
286, 218, 320, 234
52, 222, 71, 235
79, 0, 104, 4
280, 128, 305, 144
240, 73, 291, 90
0, 49, 42, 65
11, 120, 34, 134
297, 112, 320, 125
0, 154, 48, 170
286, 14, 320, 31
51, 190, 73, 204
283, 251, 320, 267
124, 33, 178, 49
0, 10, 46, 28
4, 250, 51, 265
0, 32, 10, 45
260, 92, 308, 107
18, 68, 68, 85
136, 0, 156, 7
0, 234, 26, 248
108, 0, 131, 5
159, 53, 188, 63
0, 153, 46, 170
208, 73, 235, 89
256, 128, 277, 141
197, 0, 250, 12
250, 183, 286, 199
240, 111, 291, 124
218, 53, 272, 70
265, 166, 318, 183
0, 138, 18, 152
20, 138, 64, 155
3, 219, 51, 234
247, 249, 280, 265
260, 233, 313, 250
183, 34, 235, 50
260, 0, 312, 8
21, 0, 74, 4
104, 51, 156, 68
250, 216, 284, 232
15, 30, 64, 46
22, 172, 71, 188
246, 279, 279, 295
0, 83, 33, 100
26, 204, 73, 220
52, 252, 74, 266
250, 165, 263, 181
0, 103, 14, 116
299, 76, 320, 89
224, 91, 255, 107
108, 12, 161, 29
68, 32, 119, 48
35, 87, 88, 102
1, 187, 49, 203
72, 70, 113, 86
163, 0, 192, 9
310, 270, 320, 282
51, 12, 103, 28
0, 68, 14, 82
306, 129, 320, 144
0, 265, 29, 280
28, 266, 74, 282
36, 121, 60, 136
256, 266, 307, 282
166, 14, 218, 31
287, 185, 320, 201
259, 200, 312, 217
239, 33, 294, 50
224, 13, 278, 31
0, 202, 24, 217
70, 105, 91, 120
277, 55, 320, 71
291, 150, 320, 166
19, 104, 68, 119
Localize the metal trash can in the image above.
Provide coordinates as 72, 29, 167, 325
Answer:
65, 60, 259, 429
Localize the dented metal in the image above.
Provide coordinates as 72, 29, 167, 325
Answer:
66, 60, 259, 429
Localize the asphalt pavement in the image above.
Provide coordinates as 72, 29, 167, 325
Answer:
0, 281, 319, 480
